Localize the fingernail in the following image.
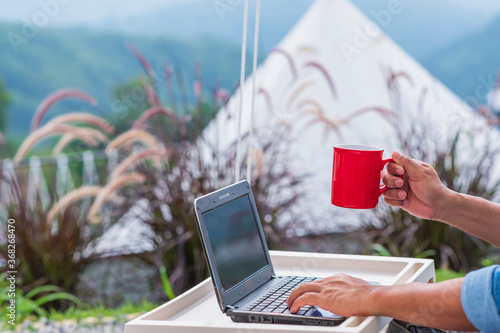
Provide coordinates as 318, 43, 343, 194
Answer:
395, 179, 403, 187
402, 199, 409, 206
393, 151, 401, 159
398, 191, 406, 199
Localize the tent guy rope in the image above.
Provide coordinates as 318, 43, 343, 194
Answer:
236, 0, 261, 183
235, 0, 249, 182
246, 0, 261, 183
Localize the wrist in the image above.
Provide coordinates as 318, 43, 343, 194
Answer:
363, 285, 387, 316
434, 188, 460, 223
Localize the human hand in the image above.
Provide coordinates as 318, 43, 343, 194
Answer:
286, 273, 376, 317
381, 151, 451, 221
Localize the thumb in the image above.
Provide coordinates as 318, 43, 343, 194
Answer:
392, 151, 421, 176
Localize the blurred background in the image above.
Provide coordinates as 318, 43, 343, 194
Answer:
0, 0, 499, 331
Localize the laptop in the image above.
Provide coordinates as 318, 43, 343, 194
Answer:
193, 180, 347, 326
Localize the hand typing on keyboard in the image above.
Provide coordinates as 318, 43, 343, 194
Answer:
286, 273, 373, 317
246, 276, 318, 315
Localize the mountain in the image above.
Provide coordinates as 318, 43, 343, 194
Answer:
97, 0, 314, 54
422, 13, 500, 103
2, 1, 500, 138
0, 22, 244, 138
351, 0, 499, 60
96, 0, 500, 61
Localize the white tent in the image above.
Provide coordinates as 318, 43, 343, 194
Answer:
204, 0, 492, 231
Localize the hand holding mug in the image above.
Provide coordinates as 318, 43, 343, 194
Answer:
381, 151, 452, 221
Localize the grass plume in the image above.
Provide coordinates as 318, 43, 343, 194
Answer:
47, 186, 102, 225
126, 43, 156, 81
285, 79, 315, 112
110, 148, 170, 180
105, 129, 159, 153
52, 128, 109, 157
87, 172, 146, 224
46, 112, 115, 134
15, 124, 100, 165
304, 61, 338, 99
31, 89, 98, 132
268, 47, 298, 79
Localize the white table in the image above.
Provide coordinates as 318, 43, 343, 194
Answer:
125, 251, 435, 333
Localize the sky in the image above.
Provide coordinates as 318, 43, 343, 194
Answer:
1, 0, 500, 29
1, 0, 500, 62
0, 0, 193, 26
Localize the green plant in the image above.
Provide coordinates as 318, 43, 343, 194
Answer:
159, 265, 175, 300
0, 274, 81, 328
0, 77, 10, 155
0, 77, 9, 134
435, 268, 466, 282
47, 299, 158, 322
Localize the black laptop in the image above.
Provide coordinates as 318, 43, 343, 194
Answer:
193, 180, 347, 326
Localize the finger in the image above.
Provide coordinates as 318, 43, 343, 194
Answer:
289, 292, 320, 313
386, 162, 405, 176
392, 151, 421, 176
381, 171, 404, 188
287, 283, 322, 308
382, 188, 407, 200
384, 197, 406, 207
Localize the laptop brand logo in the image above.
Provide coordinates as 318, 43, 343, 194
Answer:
219, 193, 230, 200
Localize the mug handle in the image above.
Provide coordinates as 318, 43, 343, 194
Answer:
379, 158, 394, 196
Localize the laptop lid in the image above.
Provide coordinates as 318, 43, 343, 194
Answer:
194, 180, 275, 312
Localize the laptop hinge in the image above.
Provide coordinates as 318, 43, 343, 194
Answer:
225, 305, 236, 312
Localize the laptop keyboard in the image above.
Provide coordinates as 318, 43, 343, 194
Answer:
245, 276, 319, 315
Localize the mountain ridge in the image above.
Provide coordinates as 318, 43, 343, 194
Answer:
422, 13, 500, 103
0, 22, 244, 138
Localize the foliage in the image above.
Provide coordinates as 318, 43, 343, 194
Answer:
435, 268, 466, 282
0, 77, 9, 133
0, 93, 118, 308
159, 265, 175, 300
0, 273, 81, 329
46, 299, 158, 322
0, 163, 108, 295
110, 78, 151, 134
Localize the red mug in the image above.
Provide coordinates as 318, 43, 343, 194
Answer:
331, 144, 393, 209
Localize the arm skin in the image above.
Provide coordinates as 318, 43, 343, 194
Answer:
382, 151, 500, 247
287, 151, 500, 331
286, 274, 476, 331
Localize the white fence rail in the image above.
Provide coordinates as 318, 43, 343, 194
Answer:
0, 150, 119, 214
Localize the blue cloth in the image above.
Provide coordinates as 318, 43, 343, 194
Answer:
461, 265, 500, 333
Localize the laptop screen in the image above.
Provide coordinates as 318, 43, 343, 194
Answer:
202, 195, 269, 292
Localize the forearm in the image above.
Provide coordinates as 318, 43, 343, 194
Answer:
437, 191, 500, 247
367, 279, 476, 331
